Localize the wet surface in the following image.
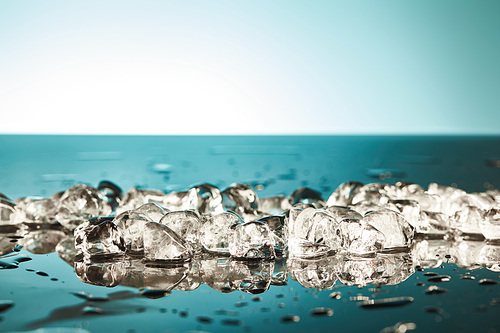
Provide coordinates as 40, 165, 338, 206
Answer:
0, 135, 500, 332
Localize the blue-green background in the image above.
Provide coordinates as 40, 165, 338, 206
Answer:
1, 0, 499, 134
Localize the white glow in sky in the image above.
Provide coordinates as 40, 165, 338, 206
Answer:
1, 1, 499, 134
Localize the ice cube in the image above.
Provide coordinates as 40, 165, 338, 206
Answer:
451, 205, 483, 235
134, 202, 169, 222
351, 183, 390, 206
480, 208, 500, 240
306, 210, 341, 253
143, 222, 193, 262
325, 206, 363, 223
288, 256, 338, 289
15, 198, 57, 224
116, 188, 166, 215
259, 195, 291, 215
222, 184, 260, 215
348, 202, 383, 215
363, 209, 414, 249
56, 184, 112, 230
159, 210, 202, 250
191, 183, 224, 214
337, 219, 385, 255
326, 181, 364, 207
427, 183, 467, 215
406, 191, 442, 213
140, 264, 190, 291
162, 188, 198, 211
258, 215, 286, 252
386, 200, 429, 233
97, 180, 123, 211
420, 211, 450, 234
74, 216, 125, 260
229, 221, 275, 259
113, 210, 151, 253
0, 198, 16, 225
287, 238, 331, 259
289, 187, 324, 206
199, 211, 243, 254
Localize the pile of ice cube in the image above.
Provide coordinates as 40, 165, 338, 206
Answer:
0, 180, 499, 262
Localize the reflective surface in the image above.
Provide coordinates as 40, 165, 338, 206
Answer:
0, 135, 499, 333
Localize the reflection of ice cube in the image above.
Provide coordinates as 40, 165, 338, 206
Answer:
143, 222, 193, 262
200, 257, 236, 293
480, 208, 500, 240
74, 216, 125, 260
478, 244, 500, 272
411, 239, 449, 269
288, 256, 338, 289
230, 260, 274, 294
229, 221, 275, 259
74, 260, 126, 287
199, 211, 243, 254
20, 229, 66, 254
0, 198, 16, 225
451, 239, 484, 270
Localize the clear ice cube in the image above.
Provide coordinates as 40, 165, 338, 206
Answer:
451, 205, 483, 235
74, 260, 126, 287
97, 180, 123, 211
116, 188, 166, 215
222, 184, 260, 215
200, 257, 237, 293
14, 198, 57, 224
420, 211, 450, 234
326, 181, 364, 207
480, 208, 500, 240
325, 206, 363, 223
229, 221, 275, 259
191, 183, 224, 214
337, 219, 385, 255
56, 184, 112, 230
20, 229, 66, 254
289, 187, 324, 206
199, 211, 243, 254
230, 260, 274, 294
74, 216, 125, 260
258, 215, 286, 252
387, 199, 429, 233
143, 221, 193, 262
113, 210, 151, 253
159, 210, 202, 249
364, 209, 414, 249
0, 198, 16, 225
259, 195, 291, 215
478, 244, 500, 272
162, 188, 198, 211
134, 202, 169, 222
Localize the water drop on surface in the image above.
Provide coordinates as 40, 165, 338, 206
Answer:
461, 275, 475, 280
280, 315, 300, 323
36, 271, 48, 277
428, 275, 451, 283
251, 296, 262, 302
82, 306, 103, 315
197, 316, 213, 323
416, 282, 425, 287
479, 279, 498, 286
0, 300, 14, 313
358, 297, 414, 309
424, 272, 438, 277
424, 306, 443, 314
425, 286, 448, 295
329, 291, 342, 299
222, 319, 242, 326
310, 307, 333, 316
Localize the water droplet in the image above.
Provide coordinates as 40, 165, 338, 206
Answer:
0, 300, 14, 313
159, 308, 167, 313
278, 303, 286, 308
425, 285, 448, 295
479, 279, 498, 286
13, 245, 22, 252
82, 306, 103, 315
428, 275, 451, 283
423, 272, 438, 277
139, 288, 169, 299
260, 307, 270, 312
72, 291, 109, 302
251, 296, 262, 302
215, 309, 239, 316
179, 311, 188, 317
329, 291, 342, 299
310, 307, 333, 316
36, 271, 48, 277
416, 282, 425, 287
281, 315, 300, 323
136, 307, 146, 313
197, 316, 213, 324
222, 319, 242, 326
461, 275, 475, 280
276, 294, 285, 298
358, 296, 414, 309
50, 278, 58, 281
424, 306, 443, 314
235, 302, 248, 307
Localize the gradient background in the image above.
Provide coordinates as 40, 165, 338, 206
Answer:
1, 0, 499, 135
